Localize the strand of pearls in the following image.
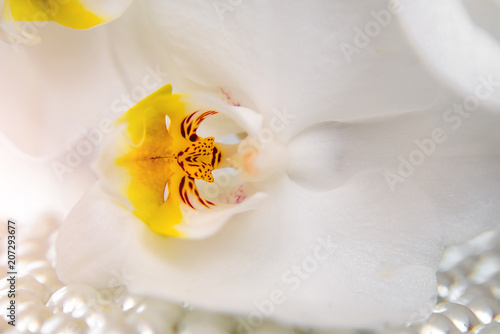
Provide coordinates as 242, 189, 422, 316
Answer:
0, 216, 498, 334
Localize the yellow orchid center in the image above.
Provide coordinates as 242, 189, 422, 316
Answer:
5, 0, 108, 29
116, 85, 226, 238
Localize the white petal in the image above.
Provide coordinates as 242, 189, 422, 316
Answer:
144, 0, 441, 140
185, 93, 264, 138
288, 99, 500, 245
57, 173, 444, 328
56, 182, 138, 288
174, 192, 267, 239
0, 136, 61, 222
0, 133, 99, 221
127, 174, 443, 329
397, 0, 500, 109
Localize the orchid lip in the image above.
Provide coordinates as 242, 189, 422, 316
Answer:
111, 85, 274, 239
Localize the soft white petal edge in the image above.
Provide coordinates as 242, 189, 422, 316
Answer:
287, 104, 500, 245
0, 134, 63, 222
175, 192, 267, 239
184, 93, 264, 138
79, 0, 134, 20
397, 0, 500, 108
57, 172, 445, 329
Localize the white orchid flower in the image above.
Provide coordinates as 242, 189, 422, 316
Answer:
1, 0, 499, 330
0, 0, 134, 58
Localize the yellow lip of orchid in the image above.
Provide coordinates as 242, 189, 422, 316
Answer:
115, 85, 230, 238
3, 0, 132, 30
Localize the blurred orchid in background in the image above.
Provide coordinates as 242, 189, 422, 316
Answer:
1, 0, 500, 331
1, 0, 133, 39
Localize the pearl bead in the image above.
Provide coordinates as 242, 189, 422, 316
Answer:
16, 301, 51, 333
25, 262, 64, 293
130, 297, 184, 327
17, 275, 51, 303
433, 302, 481, 333
46, 283, 115, 319
467, 295, 500, 324
421, 312, 461, 334
40, 313, 89, 334
471, 321, 500, 334
113, 293, 143, 312
443, 269, 469, 303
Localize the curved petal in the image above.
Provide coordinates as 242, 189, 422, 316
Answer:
0, 23, 122, 157
397, 0, 500, 109
0, 0, 171, 157
287, 98, 500, 245
143, 0, 442, 140
0, 131, 100, 222
0, 137, 60, 222
56, 183, 137, 288
56, 171, 443, 329
0, 132, 95, 223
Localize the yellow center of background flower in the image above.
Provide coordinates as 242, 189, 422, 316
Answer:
6, 0, 106, 29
